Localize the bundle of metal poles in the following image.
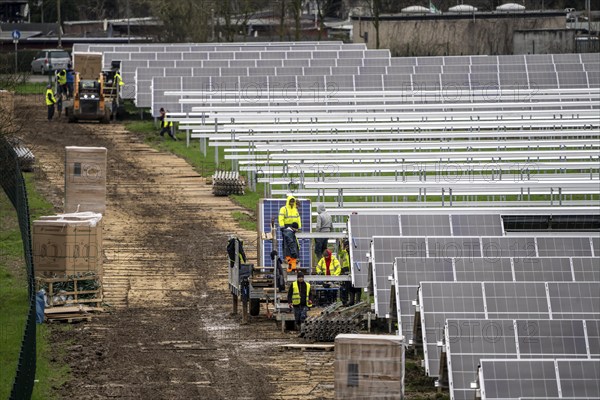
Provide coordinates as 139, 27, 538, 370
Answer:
301, 302, 369, 342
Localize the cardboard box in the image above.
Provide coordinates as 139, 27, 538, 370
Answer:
64, 146, 107, 214
335, 334, 405, 400
33, 212, 103, 277
72, 52, 103, 80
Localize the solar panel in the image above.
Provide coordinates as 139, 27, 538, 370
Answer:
592, 237, 600, 257
348, 214, 400, 288
419, 282, 600, 377
572, 257, 600, 281
445, 319, 596, 400
452, 214, 503, 236
537, 238, 593, 257
428, 237, 482, 259
485, 282, 550, 320
586, 319, 600, 357
400, 214, 451, 236
557, 359, 600, 397
479, 359, 600, 399
259, 199, 312, 268
393, 258, 453, 341
372, 236, 427, 317
478, 359, 560, 399
420, 281, 486, 376
481, 237, 536, 258
547, 282, 600, 319
512, 257, 573, 281
558, 71, 589, 88
453, 258, 513, 281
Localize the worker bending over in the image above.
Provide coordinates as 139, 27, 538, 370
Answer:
316, 249, 341, 276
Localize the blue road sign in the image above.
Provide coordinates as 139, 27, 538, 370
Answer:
12, 30, 21, 40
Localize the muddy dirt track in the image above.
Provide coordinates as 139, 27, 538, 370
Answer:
17, 95, 334, 400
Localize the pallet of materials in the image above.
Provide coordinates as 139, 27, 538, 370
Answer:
36, 272, 103, 308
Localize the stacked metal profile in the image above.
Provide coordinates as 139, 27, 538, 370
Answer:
300, 302, 369, 342
211, 170, 245, 196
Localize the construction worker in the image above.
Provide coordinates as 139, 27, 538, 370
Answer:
114, 69, 124, 87
56, 68, 67, 96
316, 249, 341, 276
66, 64, 74, 99
314, 203, 332, 261
287, 271, 312, 332
158, 108, 177, 140
282, 222, 300, 272
45, 84, 56, 121
338, 239, 351, 306
278, 195, 301, 230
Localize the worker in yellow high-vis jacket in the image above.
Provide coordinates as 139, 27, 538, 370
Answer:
287, 271, 312, 331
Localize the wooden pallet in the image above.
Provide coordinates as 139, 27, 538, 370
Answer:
278, 343, 335, 352
36, 275, 103, 307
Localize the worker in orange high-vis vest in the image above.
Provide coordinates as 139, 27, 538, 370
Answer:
287, 271, 312, 332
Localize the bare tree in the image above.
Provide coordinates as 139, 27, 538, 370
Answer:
151, 0, 211, 42
290, 0, 303, 40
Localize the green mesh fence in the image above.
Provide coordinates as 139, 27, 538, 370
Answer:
0, 137, 36, 400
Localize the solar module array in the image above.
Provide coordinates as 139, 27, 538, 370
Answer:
346, 210, 599, 399
446, 319, 600, 400
72, 43, 599, 209
478, 359, 600, 400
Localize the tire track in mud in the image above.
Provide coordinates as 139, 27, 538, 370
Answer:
18, 96, 334, 399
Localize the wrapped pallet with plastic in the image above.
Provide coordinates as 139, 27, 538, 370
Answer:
334, 334, 405, 399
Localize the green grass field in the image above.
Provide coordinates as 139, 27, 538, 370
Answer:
0, 174, 70, 399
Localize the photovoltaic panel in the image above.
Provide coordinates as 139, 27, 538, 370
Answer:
478, 359, 561, 399
481, 237, 537, 258
485, 282, 550, 320
555, 63, 585, 72
260, 199, 311, 268
420, 281, 486, 376
412, 73, 441, 90
372, 236, 427, 317
558, 71, 589, 88
557, 359, 600, 398
420, 282, 600, 378
415, 65, 442, 74
592, 237, 599, 256
348, 214, 400, 288
383, 74, 413, 90
428, 237, 482, 259
512, 257, 573, 282
452, 214, 503, 236
446, 319, 517, 400
417, 57, 444, 66
472, 64, 499, 73
572, 257, 600, 281
393, 258, 453, 341
547, 282, 600, 319
445, 319, 597, 400
586, 320, 600, 357
453, 258, 513, 281
537, 237, 593, 257
400, 214, 451, 236
516, 319, 591, 358
528, 72, 559, 89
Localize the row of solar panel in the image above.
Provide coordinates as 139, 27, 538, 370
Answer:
418, 281, 600, 378
389, 256, 599, 342
478, 358, 600, 400
446, 319, 600, 400
148, 72, 599, 114
111, 52, 600, 74
128, 62, 599, 76
102, 49, 390, 66
373, 235, 598, 318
